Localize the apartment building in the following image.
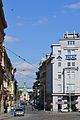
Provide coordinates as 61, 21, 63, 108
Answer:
39, 32, 80, 111
0, 0, 7, 112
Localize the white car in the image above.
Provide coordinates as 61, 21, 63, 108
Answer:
60, 108, 69, 112
14, 108, 24, 116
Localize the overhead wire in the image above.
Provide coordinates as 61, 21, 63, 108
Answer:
16, 71, 35, 79
4, 46, 38, 69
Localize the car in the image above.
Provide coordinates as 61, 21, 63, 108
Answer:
20, 105, 25, 113
14, 107, 24, 116
60, 108, 69, 112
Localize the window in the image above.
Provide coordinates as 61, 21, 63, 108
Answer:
68, 41, 75, 45
58, 62, 61, 67
67, 49, 71, 55
58, 50, 61, 55
66, 86, 69, 92
67, 69, 70, 73
66, 84, 75, 92
58, 84, 62, 92
67, 62, 71, 66
58, 74, 61, 79
71, 84, 75, 92
67, 49, 75, 55
72, 62, 75, 66
72, 50, 75, 54
71, 73, 75, 80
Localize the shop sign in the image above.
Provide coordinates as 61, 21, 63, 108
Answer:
66, 55, 76, 60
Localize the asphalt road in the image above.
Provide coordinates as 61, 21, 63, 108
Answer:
7, 105, 80, 120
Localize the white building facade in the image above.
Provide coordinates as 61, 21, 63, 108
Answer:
40, 32, 80, 111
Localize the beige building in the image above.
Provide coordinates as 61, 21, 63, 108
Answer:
2, 50, 17, 113
0, 0, 18, 113
0, 0, 7, 112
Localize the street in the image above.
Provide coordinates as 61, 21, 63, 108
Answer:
5, 105, 80, 120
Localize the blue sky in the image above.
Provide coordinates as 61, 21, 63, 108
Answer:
2, 0, 80, 88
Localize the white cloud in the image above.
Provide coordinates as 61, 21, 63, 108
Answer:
5, 35, 18, 43
65, 2, 80, 9
16, 16, 48, 26
14, 62, 37, 78
16, 22, 25, 26
16, 16, 27, 21
33, 18, 48, 25
13, 62, 38, 87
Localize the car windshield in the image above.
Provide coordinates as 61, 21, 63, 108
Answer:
16, 109, 23, 111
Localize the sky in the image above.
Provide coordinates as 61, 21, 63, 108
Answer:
2, 0, 80, 88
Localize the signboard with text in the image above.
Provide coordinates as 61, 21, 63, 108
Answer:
66, 55, 76, 60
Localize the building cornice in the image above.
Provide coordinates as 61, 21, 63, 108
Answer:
51, 44, 60, 48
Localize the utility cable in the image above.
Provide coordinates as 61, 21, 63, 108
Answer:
16, 71, 35, 79
4, 46, 38, 69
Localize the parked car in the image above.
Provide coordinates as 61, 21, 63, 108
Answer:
60, 108, 69, 112
14, 107, 24, 116
20, 105, 25, 113
78, 109, 80, 112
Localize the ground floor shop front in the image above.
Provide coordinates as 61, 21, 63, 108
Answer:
46, 94, 80, 112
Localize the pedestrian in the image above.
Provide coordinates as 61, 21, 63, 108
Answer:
11, 106, 14, 115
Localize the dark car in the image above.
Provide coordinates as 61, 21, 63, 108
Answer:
14, 108, 24, 116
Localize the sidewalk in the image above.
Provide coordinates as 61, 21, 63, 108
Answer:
0, 113, 12, 120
